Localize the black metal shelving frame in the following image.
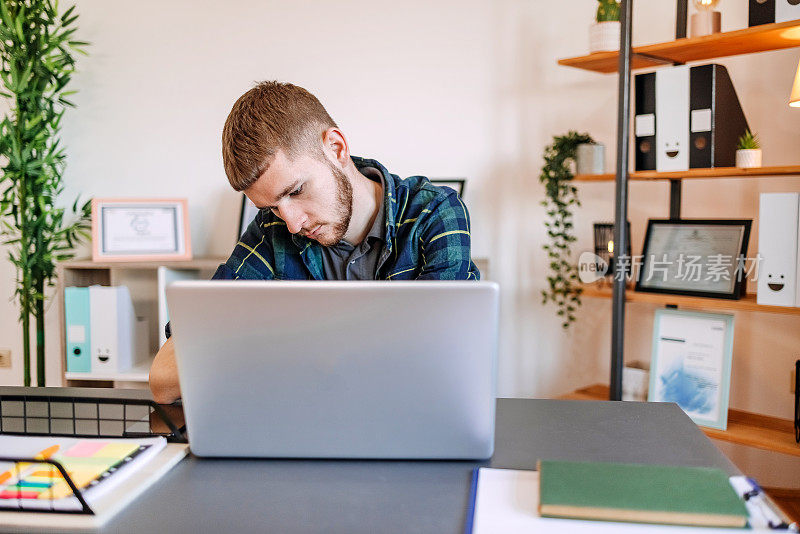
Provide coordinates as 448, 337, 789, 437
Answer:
609, 0, 689, 400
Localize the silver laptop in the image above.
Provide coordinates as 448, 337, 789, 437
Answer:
166, 280, 499, 459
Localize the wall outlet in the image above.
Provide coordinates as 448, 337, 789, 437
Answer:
0, 348, 10, 368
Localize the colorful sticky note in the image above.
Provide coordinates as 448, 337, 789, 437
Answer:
0, 490, 41, 499
30, 470, 63, 478
94, 442, 139, 459
63, 441, 109, 457
16, 480, 53, 488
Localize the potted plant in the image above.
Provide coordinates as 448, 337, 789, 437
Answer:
735, 130, 762, 169
0, 1, 91, 386
589, 0, 621, 53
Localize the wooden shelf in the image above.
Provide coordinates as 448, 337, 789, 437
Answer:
559, 385, 800, 458
574, 165, 800, 182
558, 50, 672, 74
61, 257, 227, 270
64, 359, 152, 382
559, 20, 800, 74
581, 284, 800, 316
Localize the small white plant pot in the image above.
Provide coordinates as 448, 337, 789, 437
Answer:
589, 21, 620, 53
622, 362, 650, 402
736, 149, 762, 169
576, 143, 606, 175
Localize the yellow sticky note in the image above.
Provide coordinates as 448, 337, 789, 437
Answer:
94, 442, 139, 459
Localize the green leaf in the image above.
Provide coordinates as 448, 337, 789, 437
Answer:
60, 5, 76, 23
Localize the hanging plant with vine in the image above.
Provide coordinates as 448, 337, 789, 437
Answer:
539, 131, 594, 329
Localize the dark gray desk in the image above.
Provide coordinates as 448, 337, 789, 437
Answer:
0, 390, 737, 534
107, 398, 735, 534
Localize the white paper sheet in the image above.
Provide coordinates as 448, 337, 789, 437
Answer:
472, 468, 757, 534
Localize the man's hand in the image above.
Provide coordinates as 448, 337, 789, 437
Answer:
149, 338, 181, 404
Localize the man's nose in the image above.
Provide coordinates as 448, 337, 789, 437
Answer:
277, 204, 306, 234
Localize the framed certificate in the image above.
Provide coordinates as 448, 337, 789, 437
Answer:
649, 308, 735, 430
91, 198, 192, 262
636, 219, 752, 299
431, 178, 466, 198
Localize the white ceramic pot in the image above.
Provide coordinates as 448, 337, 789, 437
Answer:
622, 362, 650, 402
589, 21, 620, 53
736, 149, 762, 169
576, 143, 606, 175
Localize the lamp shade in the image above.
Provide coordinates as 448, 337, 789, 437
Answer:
791, 59, 800, 108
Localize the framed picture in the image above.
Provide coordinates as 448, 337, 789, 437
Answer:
636, 219, 752, 299
649, 308, 735, 430
238, 194, 261, 239
430, 178, 466, 198
91, 198, 192, 262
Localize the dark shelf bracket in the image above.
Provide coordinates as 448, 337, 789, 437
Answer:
676, 0, 688, 39
668, 0, 688, 221
669, 179, 682, 219
632, 52, 678, 66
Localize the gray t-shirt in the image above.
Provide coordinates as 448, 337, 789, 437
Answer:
321, 167, 386, 280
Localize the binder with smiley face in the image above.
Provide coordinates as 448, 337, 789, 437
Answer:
757, 193, 800, 307
634, 64, 749, 172
749, 0, 800, 27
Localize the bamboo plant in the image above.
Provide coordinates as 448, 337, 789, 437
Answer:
0, 0, 90, 386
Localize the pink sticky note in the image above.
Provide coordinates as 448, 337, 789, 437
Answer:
63, 441, 108, 457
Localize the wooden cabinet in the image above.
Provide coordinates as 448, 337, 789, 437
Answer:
56, 258, 224, 388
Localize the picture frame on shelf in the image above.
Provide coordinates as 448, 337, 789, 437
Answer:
238, 194, 261, 239
430, 179, 466, 198
91, 198, 192, 262
636, 219, 752, 300
649, 308, 734, 430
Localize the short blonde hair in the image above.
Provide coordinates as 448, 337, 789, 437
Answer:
221, 81, 338, 191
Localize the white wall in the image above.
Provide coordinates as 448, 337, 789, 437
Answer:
1, 1, 799, 420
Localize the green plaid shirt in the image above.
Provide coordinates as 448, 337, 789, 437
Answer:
214, 156, 480, 281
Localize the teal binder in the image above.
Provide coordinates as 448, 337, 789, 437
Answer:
65, 287, 91, 373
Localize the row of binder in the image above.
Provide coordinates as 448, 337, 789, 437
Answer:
64, 286, 149, 374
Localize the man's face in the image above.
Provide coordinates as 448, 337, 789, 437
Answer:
244, 149, 353, 246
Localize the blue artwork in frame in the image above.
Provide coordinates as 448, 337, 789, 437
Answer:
648, 308, 735, 430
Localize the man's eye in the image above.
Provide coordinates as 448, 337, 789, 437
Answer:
290, 185, 303, 197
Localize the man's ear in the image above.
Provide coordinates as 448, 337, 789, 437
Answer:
321, 127, 350, 167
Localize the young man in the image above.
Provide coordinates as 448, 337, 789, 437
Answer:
149, 81, 479, 403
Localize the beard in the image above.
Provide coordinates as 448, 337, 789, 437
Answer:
315, 161, 353, 247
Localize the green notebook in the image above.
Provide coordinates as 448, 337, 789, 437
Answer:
538, 460, 748, 528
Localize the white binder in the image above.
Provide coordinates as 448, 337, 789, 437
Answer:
157, 266, 204, 347
776, 0, 800, 23
655, 66, 690, 172
89, 286, 146, 372
756, 193, 800, 307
